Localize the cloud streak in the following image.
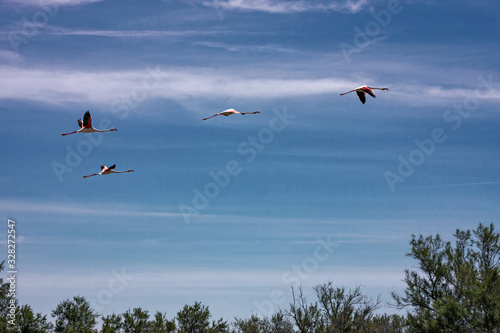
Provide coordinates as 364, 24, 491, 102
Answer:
21, 266, 405, 296
0, 199, 180, 219
4, 0, 102, 7
40, 28, 234, 38
203, 0, 369, 14
0, 65, 352, 107
2, 64, 498, 110
412, 181, 500, 189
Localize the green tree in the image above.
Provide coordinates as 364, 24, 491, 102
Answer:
176, 302, 227, 333
231, 314, 268, 333
149, 311, 175, 333
209, 318, 228, 333
392, 223, 500, 332
0, 261, 53, 332
52, 295, 98, 333
122, 308, 150, 333
0, 260, 14, 330
314, 281, 381, 332
101, 313, 122, 333
11, 304, 53, 332
362, 314, 407, 333
266, 311, 294, 333
231, 311, 292, 333
287, 286, 324, 333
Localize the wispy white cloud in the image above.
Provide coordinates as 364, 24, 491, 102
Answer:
411, 181, 500, 189
386, 82, 500, 107
4, 0, 102, 7
0, 49, 23, 64
203, 0, 369, 14
0, 199, 180, 219
0, 198, 332, 227
21, 266, 405, 297
195, 41, 303, 53
2, 64, 498, 112
20, 265, 406, 320
43, 28, 230, 38
0, 65, 353, 107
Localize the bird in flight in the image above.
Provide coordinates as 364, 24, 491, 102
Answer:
202, 109, 260, 121
83, 164, 134, 178
340, 86, 389, 104
62, 110, 117, 136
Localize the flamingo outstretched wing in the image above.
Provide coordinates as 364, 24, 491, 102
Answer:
84, 164, 132, 178
83, 111, 92, 127
362, 87, 376, 98
356, 91, 366, 104
341, 86, 387, 104
240, 111, 260, 115
114, 169, 135, 174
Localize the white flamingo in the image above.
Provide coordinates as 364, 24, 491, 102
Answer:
340, 86, 388, 104
62, 111, 117, 136
83, 164, 134, 178
202, 108, 260, 121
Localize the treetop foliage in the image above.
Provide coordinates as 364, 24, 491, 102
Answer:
1, 222, 498, 332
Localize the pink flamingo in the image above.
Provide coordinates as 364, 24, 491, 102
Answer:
202, 108, 260, 121
83, 164, 134, 178
62, 111, 117, 136
340, 86, 388, 104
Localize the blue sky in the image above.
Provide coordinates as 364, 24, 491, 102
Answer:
1, 0, 499, 324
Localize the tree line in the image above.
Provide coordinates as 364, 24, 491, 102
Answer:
1, 223, 499, 332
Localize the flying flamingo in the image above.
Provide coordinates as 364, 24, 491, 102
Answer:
340, 86, 388, 104
61, 110, 117, 136
83, 164, 134, 178
202, 108, 260, 121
